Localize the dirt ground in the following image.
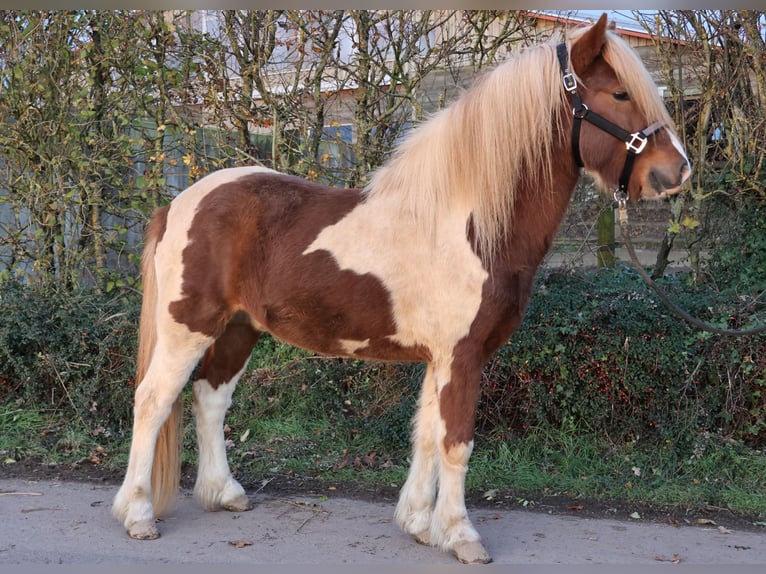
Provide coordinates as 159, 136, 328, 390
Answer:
2, 457, 763, 534
1, 459, 765, 565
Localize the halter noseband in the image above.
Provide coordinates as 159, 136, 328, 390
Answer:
556, 43, 665, 197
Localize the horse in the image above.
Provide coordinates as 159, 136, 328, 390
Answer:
112, 14, 690, 563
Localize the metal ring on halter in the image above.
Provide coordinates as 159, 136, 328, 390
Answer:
573, 103, 589, 119
613, 191, 629, 225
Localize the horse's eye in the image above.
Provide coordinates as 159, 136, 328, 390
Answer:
613, 91, 630, 101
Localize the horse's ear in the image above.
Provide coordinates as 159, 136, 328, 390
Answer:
570, 13, 608, 76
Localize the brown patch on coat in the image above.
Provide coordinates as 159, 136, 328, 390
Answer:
439, 167, 580, 451
198, 311, 261, 389
168, 172, 429, 362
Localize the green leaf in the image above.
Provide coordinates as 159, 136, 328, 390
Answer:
681, 216, 700, 230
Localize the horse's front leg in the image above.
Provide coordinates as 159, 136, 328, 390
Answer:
395, 364, 439, 544
396, 358, 491, 563
432, 354, 491, 564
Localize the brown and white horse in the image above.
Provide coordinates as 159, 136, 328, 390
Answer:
113, 15, 690, 563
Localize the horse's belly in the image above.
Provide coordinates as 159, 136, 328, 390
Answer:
253, 296, 430, 362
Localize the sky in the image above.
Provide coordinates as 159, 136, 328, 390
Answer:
535, 9, 658, 34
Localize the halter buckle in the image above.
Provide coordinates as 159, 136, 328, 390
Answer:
626, 132, 648, 154
562, 72, 578, 93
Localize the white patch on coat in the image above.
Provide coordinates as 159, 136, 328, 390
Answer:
338, 338, 370, 355
303, 195, 488, 353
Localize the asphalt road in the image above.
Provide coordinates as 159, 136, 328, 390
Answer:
1, 477, 765, 565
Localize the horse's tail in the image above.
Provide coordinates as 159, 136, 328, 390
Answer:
135, 206, 182, 517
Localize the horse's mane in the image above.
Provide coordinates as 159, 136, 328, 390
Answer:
364, 24, 673, 266
363, 40, 566, 265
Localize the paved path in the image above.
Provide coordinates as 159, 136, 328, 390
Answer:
1, 478, 764, 565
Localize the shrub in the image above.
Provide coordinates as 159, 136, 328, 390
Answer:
229, 342, 421, 457
0, 281, 140, 438
701, 195, 766, 297
477, 266, 766, 450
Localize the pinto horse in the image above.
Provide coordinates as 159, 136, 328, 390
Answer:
113, 15, 690, 563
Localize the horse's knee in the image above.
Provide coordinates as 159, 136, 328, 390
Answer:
192, 377, 232, 413
440, 439, 473, 469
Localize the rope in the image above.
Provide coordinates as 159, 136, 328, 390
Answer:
616, 200, 766, 337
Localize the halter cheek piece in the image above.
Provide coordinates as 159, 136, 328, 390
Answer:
556, 43, 665, 200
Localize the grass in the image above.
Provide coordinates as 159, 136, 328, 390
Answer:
0, 403, 106, 465
467, 429, 766, 516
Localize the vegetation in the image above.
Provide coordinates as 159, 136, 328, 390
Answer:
0, 10, 765, 521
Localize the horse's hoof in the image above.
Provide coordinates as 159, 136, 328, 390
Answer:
452, 540, 492, 564
411, 529, 431, 546
222, 495, 254, 513
127, 520, 160, 540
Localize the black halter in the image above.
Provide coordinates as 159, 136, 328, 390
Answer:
556, 43, 665, 197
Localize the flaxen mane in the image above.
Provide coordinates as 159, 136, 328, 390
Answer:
363, 42, 566, 266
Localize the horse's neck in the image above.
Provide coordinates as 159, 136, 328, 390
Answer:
501, 170, 581, 271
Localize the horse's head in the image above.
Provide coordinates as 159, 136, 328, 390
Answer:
565, 14, 691, 202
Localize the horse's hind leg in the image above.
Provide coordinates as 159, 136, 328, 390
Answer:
193, 313, 260, 512
112, 326, 212, 539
